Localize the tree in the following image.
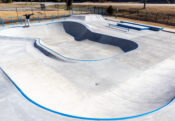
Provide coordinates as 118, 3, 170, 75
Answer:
99, 0, 106, 2
166, 0, 170, 4
66, 0, 73, 10
106, 6, 115, 15
4, 0, 12, 3
144, 0, 147, 9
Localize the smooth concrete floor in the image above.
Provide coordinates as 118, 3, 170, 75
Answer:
0, 15, 175, 121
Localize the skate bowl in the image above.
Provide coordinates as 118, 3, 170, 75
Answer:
0, 21, 138, 61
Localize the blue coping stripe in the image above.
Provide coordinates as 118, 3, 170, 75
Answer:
120, 21, 164, 31
0, 20, 174, 120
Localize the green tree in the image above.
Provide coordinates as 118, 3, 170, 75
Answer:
54, 0, 61, 2
99, 0, 106, 2
66, 0, 73, 10
144, 0, 147, 9
106, 6, 115, 16
4, 0, 12, 3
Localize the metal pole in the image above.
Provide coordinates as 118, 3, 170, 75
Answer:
16, 7, 19, 20
57, 5, 59, 16
11, 17, 13, 24
52, 15, 54, 22
38, 16, 40, 23
72, 9, 74, 15
20, 16, 23, 24
30, 0, 34, 16
99, 8, 101, 15
144, 0, 147, 9
1, 18, 4, 27
57, 10, 59, 19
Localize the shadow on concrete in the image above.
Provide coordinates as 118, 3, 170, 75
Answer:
63, 21, 138, 52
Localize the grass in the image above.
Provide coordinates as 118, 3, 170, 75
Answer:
0, 3, 39, 7
72, 5, 175, 15
0, 10, 69, 18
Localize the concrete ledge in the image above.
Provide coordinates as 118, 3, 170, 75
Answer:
120, 21, 164, 31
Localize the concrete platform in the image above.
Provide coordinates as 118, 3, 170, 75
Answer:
0, 15, 175, 121
119, 21, 164, 31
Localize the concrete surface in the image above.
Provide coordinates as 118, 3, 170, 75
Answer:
0, 15, 175, 121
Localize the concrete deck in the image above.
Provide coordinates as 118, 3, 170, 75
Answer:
0, 15, 175, 121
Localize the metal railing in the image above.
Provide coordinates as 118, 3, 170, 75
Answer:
0, 8, 104, 27
108, 23, 130, 32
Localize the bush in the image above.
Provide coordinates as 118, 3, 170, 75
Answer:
54, 0, 61, 2
66, 0, 73, 10
4, 0, 12, 3
106, 6, 115, 16
99, 0, 106, 2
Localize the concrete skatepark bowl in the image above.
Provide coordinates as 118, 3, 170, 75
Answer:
0, 15, 175, 121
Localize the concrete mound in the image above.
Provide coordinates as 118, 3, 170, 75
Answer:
69, 14, 106, 22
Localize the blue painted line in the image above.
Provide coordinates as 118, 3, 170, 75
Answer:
0, 20, 174, 120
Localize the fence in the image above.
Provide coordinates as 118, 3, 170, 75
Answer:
0, 8, 104, 27
0, 11, 70, 27
117, 9, 175, 26
74, 6, 175, 26
1, 6, 174, 27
